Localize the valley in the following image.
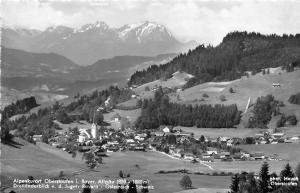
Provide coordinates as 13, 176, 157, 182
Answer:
1, 25, 300, 193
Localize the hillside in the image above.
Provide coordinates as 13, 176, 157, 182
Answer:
171, 70, 300, 115
1, 48, 175, 106
0, 138, 83, 187
72, 54, 176, 81
129, 31, 300, 88
1, 46, 79, 78
126, 68, 300, 129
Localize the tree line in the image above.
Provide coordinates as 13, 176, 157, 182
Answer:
247, 95, 281, 128
229, 162, 300, 193
1, 96, 39, 120
135, 88, 241, 129
128, 31, 300, 89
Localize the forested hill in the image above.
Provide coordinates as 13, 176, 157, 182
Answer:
128, 31, 300, 88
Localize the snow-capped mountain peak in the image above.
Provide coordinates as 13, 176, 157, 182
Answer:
2, 21, 196, 65
75, 21, 109, 33
117, 21, 174, 42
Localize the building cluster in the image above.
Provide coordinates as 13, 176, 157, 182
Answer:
34, 122, 299, 164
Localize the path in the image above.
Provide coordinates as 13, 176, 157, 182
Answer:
151, 149, 215, 170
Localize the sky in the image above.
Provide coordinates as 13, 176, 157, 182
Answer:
1, 0, 300, 45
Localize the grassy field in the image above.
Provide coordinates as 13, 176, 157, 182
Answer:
178, 126, 300, 138
73, 151, 231, 193
0, 139, 83, 176
238, 143, 300, 164
2, 144, 231, 193
3, 140, 298, 193
0, 138, 85, 193
178, 126, 265, 138
170, 70, 300, 116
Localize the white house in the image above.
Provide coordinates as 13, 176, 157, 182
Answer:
78, 133, 87, 143
184, 153, 194, 160
32, 135, 43, 142
162, 127, 170, 133
271, 133, 285, 139
272, 83, 281, 87
206, 150, 218, 155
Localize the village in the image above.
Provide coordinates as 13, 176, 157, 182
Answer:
31, 111, 300, 167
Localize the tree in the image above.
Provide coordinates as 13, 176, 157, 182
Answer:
245, 137, 255, 144
295, 162, 300, 179
83, 152, 97, 169
0, 126, 12, 142
259, 162, 270, 193
56, 109, 72, 124
229, 87, 234, 93
288, 93, 300, 105
127, 181, 137, 193
145, 86, 150, 91
230, 174, 239, 193
117, 186, 124, 193
200, 135, 205, 143
179, 175, 192, 189
280, 163, 295, 181
247, 173, 259, 193
285, 115, 298, 125
82, 183, 91, 193
119, 170, 124, 178
94, 112, 104, 125
141, 180, 149, 193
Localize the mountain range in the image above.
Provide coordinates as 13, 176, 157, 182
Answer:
1, 46, 176, 104
2, 21, 196, 65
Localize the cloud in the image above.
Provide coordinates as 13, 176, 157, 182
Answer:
2, 0, 300, 45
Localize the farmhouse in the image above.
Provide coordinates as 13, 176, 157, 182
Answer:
271, 133, 285, 139
162, 127, 171, 133
206, 148, 218, 155
272, 83, 281, 87
220, 152, 230, 159
32, 135, 43, 142
251, 152, 265, 160
111, 113, 122, 122
184, 153, 195, 160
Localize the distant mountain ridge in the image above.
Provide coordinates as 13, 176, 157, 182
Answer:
1, 46, 79, 78
1, 46, 176, 97
2, 21, 197, 65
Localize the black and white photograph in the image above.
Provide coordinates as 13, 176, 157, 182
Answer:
1, 0, 300, 193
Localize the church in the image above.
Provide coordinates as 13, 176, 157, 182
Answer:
78, 123, 100, 143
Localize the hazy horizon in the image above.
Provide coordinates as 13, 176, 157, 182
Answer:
2, 0, 300, 45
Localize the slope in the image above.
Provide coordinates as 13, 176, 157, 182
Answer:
172, 70, 300, 116
0, 138, 83, 177
1, 46, 79, 78
129, 31, 300, 87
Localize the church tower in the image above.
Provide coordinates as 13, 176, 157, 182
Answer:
91, 123, 97, 139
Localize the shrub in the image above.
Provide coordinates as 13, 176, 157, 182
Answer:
219, 95, 226, 102
202, 93, 209, 98
288, 93, 300, 105
229, 87, 234, 93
